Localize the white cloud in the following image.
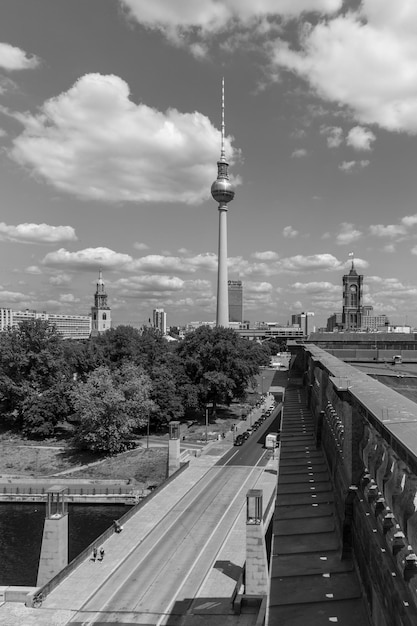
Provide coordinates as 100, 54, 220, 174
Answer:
41, 246, 220, 277
131, 254, 196, 274
0, 289, 28, 302
115, 275, 185, 295
24, 266, 42, 274
59, 293, 80, 303
290, 281, 339, 294
0, 222, 77, 244
367, 275, 417, 298
335, 222, 362, 245
402, 214, 417, 227
338, 160, 369, 173
370, 224, 406, 238
245, 281, 273, 294
49, 273, 72, 286
121, 0, 342, 46
42, 247, 134, 270
252, 250, 280, 261
133, 242, 149, 251
339, 161, 356, 173
282, 226, 299, 238
320, 125, 343, 148
346, 126, 376, 151
281, 253, 342, 272
271, 0, 417, 134
7, 73, 240, 204
291, 148, 307, 158
0, 43, 40, 71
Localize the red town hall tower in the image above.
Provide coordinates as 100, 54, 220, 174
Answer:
342, 254, 363, 330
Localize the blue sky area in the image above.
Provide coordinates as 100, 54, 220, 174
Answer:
1, 0, 417, 329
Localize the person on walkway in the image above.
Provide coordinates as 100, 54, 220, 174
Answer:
113, 520, 123, 533
92, 547, 97, 561
98, 546, 105, 561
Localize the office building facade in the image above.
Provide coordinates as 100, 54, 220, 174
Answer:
153, 308, 167, 335
228, 280, 243, 323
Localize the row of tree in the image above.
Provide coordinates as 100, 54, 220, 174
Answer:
0, 320, 275, 453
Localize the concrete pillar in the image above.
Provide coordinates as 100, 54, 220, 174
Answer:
216, 205, 229, 327
37, 486, 68, 586
245, 489, 268, 595
168, 420, 181, 476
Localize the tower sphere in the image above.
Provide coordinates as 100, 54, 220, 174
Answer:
211, 177, 235, 205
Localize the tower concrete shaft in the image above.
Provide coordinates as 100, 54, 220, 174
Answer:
216, 205, 229, 326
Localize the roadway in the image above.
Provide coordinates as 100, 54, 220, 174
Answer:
62, 406, 281, 625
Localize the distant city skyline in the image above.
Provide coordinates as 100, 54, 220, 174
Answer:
1, 2, 417, 329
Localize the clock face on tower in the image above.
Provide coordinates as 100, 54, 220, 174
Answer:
350, 285, 357, 292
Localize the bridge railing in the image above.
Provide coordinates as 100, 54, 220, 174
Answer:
27, 461, 189, 605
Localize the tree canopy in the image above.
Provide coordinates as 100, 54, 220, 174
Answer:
70, 362, 154, 454
175, 326, 269, 410
0, 320, 273, 444
0, 320, 71, 435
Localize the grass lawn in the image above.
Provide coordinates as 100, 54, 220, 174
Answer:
69, 447, 168, 486
0, 433, 168, 487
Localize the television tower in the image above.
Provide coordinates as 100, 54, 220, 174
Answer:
211, 78, 235, 327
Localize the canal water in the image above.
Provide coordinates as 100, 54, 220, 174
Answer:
0, 502, 131, 586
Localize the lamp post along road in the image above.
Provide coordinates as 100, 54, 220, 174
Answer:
205, 403, 213, 443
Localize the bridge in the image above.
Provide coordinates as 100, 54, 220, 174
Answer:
2, 344, 417, 624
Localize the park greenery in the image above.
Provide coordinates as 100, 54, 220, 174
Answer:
0, 320, 274, 454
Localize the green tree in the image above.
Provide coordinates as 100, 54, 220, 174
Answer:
150, 364, 184, 426
0, 320, 71, 435
62, 339, 106, 381
175, 326, 269, 412
94, 325, 143, 365
93, 325, 169, 374
70, 362, 154, 454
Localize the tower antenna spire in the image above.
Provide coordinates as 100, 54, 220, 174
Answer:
221, 76, 226, 162
349, 251, 355, 270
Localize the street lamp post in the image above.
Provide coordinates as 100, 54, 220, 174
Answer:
205, 403, 213, 443
146, 413, 150, 449
261, 376, 265, 396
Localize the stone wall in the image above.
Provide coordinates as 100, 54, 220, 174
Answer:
296, 344, 417, 625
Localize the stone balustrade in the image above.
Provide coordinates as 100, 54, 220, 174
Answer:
294, 343, 417, 625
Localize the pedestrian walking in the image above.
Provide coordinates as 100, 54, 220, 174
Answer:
98, 546, 105, 561
113, 520, 123, 533
92, 547, 97, 561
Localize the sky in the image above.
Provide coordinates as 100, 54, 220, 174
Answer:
2, 1, 417, 330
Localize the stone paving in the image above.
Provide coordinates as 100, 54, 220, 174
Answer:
268, 380, 372, 625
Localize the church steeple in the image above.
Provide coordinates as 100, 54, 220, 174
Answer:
91, 269, 111, 335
